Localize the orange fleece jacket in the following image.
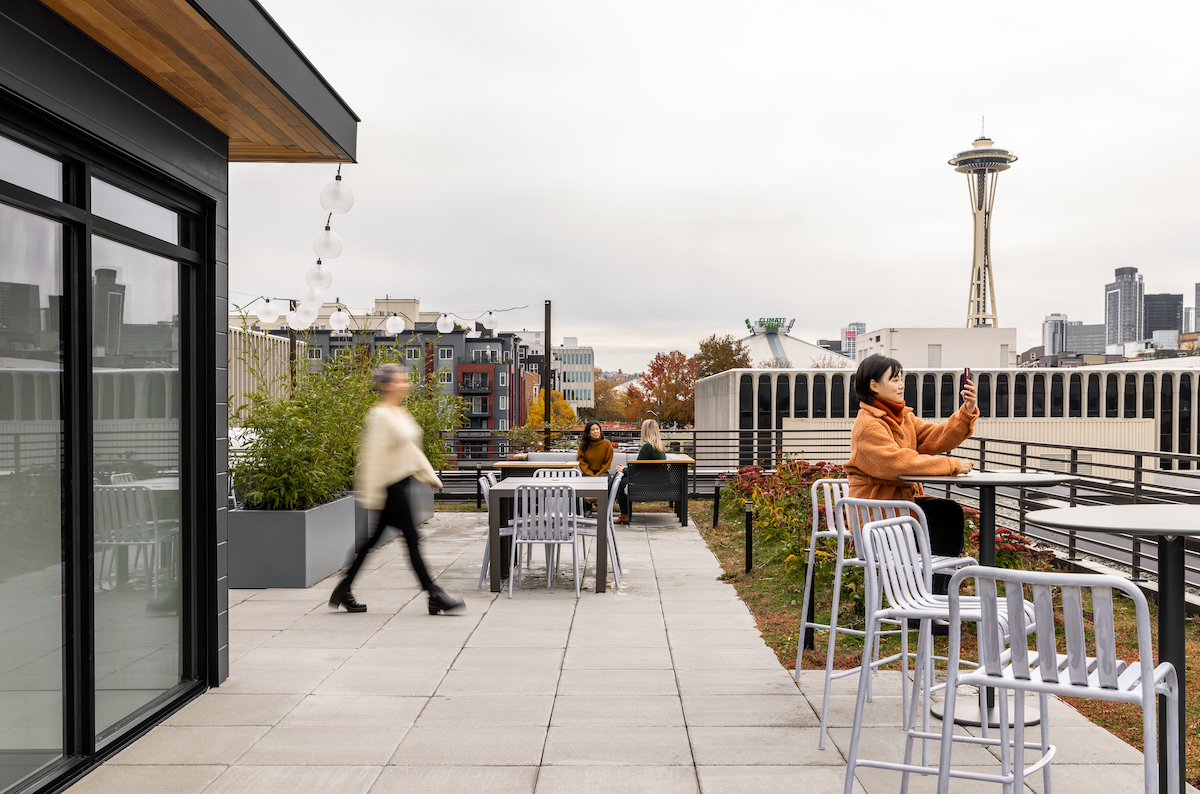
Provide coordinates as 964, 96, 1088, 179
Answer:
844, 401, 978, 501
577, 440, 614, 477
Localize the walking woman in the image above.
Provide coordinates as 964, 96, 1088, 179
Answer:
330, 363, 464, 615
613, 418, 667, 524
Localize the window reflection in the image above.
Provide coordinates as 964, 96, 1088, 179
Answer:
91, 177, 179, 244
91, 237, 182, 735
0, 202, 64, 785
0, 135, 62, 200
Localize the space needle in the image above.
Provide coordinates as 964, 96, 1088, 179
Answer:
948, 131, 1017, 328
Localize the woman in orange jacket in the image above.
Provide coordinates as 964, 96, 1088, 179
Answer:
844, 354, 977, 502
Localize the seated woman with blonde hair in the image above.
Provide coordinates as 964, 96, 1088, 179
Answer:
613, 418, 667, 524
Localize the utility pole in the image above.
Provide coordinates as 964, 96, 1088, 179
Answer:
543, 299, 551, 451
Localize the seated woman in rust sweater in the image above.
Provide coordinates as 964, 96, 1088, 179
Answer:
576, 421, 614, 477
844, 354, 977, 568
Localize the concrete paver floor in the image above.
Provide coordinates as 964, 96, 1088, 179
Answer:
65, 511, 1187, 793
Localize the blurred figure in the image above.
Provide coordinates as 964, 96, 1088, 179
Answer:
330, 363, 464, 615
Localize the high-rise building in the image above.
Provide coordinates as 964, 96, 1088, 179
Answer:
840, 322, 866, 360
948, 134, 1018, 328
1144, 293, 1183, 337
1185, 307, 1195, 335
1066, 323, 1107, 355
1043, 313, 1070, 356
1104, 267, 1144, 345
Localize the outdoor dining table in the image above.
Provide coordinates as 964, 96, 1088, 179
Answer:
491, 461, 579, 479
900, 469, 1078, 727
486, 475, 613, 594
1030, 503, 1200, 794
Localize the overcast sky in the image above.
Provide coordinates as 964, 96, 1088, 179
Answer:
228, 0, 1200, 373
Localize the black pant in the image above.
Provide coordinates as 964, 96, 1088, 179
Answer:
615, 476, 629, 514
340, 478, 434, 592
914, 497, 965, 595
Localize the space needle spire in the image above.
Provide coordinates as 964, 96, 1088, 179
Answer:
948, 129, 1017, 328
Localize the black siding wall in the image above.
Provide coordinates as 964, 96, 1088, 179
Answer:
0, 0, 230, 684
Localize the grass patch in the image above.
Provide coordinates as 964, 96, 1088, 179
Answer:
692, 495, 1200, 786
434, 501, 486, 513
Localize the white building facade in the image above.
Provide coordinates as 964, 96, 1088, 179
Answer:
856, 326, 1017, 369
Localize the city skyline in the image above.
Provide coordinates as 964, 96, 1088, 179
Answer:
227, 0, 1200, 373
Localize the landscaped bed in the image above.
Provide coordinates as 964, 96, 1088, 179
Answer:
692, 461, 1200, 787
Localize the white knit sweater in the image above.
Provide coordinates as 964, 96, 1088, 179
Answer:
354, 404, 442, 510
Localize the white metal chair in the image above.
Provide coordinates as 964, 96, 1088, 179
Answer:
576, 470, 623, 588
509, 483, 582, 598
796, 480, 976, 749
842, 516, 1033, 794
534, 467, 580, 477
93, 484, 178, 598
477, 475, 517, 588
938, 566, 1179, 794
110, 472, 136, 484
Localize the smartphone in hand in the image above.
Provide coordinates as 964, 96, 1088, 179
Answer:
963, 366, 972, 383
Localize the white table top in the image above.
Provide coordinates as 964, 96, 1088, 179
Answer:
899, 469, 1078, 487
1029, 504, 1200, 535
488, 477, 610, 497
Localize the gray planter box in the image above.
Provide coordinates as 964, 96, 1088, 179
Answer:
228, 495, 356, 588
353, 482, 436, 551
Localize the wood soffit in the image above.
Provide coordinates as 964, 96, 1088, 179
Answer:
40, 0, 351, 162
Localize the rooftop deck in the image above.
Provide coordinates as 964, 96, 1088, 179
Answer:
65, 512, 1189, 793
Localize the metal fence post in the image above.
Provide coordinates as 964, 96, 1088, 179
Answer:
713, 484, 721, 528
1131, 454, 1143, 580
1068, 448, 1079, 560
1018, 443, 1028, 537
979, 439, 986, 471
475, 464, 482, 509
744, 500, 754, 573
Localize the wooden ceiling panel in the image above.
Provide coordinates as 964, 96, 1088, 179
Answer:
40, 0, 352, 161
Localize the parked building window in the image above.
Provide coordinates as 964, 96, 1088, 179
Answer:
1124, 374, 1137, 419
1032, 374, 1046, 418
439, 347, 453, 361
499, 371, 507, 387
812, 374, 827, 419
438, 370, 452, 384
309, 348, 323, 359
499, 419, 508, 431
406, 347, 421, 361
977, 373, 991, 418
794, 374, 808, 418
1068, 373, 1082, 418
939, 374, 954, 418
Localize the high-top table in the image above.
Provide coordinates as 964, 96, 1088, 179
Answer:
1030, 503, 1200, 794
900, 469, 1078, 727
487, 476, 613, 593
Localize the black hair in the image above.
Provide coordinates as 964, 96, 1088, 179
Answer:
578, 421, 603, 452
854, 354, 903, 404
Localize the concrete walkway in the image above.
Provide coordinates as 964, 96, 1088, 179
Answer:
66, 512, 1175, 793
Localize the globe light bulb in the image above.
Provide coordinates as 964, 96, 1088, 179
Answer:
436, 313, 454, 334
385, 315, 406, 335
482, 311, 499, 330
306, 260, 333, 290
312, 226, 343, 259
296, 304, 319, 324
328, 309, 351, 331
286, 310, 311, 330
319, 174, 355, 213
299, 287, 324, 309
256, 299, 280, 324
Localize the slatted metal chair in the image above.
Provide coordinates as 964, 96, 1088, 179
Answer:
93, 484, 178, 598
533, 467, 580, 477
796, 481, 976, 749
509, 483, 582, 598
842, 516, 1034, 794
477, 475, 517, 588
110, 472, 136, 484
576, 470, 623, 588
938, 566, 1179, 794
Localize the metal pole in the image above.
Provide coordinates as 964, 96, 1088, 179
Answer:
543, 299, 551, 451
475, 464, 482, 509
712, 484, 721, 527
1068, 448, 1078, 560
287, 299, 297, 391
1131, 454, 1143, 581
744, 500, 754, 573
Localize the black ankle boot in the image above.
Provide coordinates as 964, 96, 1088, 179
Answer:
329, 583, 367, 613
428, 586, 464, 615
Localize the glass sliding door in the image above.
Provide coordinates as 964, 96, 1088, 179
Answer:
91, 232, 182, 736
0, 199, 65, 787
